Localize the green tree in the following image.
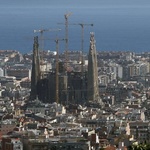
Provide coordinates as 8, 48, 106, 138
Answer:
128, 143, 150, 150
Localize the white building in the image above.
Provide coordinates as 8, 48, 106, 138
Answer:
110, 64, 123, 79
0, 68, 4, 76
12, 139, 23, 150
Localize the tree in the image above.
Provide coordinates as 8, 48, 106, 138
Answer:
128, 143, 150, 150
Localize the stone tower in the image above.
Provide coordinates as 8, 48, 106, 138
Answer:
87, 32, 100, 102
30, 36, 41, 100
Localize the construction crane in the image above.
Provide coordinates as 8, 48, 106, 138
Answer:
71, 23, 93, 101
33, 28, 61, 59
71, 23, 93, 64
55, 38, 66, 104
78, 23, 93, 57
34, 28, 61, 78
71, 23, 93, 74
58, 12, 72, 70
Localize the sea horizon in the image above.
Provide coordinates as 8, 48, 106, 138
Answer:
0, 0, 150, 54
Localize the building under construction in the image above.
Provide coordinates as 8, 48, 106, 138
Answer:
30, 33, 101, 104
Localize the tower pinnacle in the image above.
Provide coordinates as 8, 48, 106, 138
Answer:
87, 32, 101, 103
30, 36, 41, 100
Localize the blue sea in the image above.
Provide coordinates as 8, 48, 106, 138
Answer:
1, 0, 150, 54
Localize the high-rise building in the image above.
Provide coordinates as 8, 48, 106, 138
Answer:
87, 32, 101, 103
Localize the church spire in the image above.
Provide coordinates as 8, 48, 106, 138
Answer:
87, 32, 101, 103
30, 36, 41, 100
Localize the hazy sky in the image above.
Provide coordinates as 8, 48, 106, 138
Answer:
1, 0, 150, 7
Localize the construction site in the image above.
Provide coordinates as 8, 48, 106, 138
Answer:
30, 13, 101, 105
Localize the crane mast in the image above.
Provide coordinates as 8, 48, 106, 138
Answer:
55, 38, 66, 104
71, 23, 93, 74
71, 23, 93, 101
58, 13, 72, 70
34, 28, 61, 78
64, 13, 72, 70
80, 23, 93, 75
34, 28, 61, 61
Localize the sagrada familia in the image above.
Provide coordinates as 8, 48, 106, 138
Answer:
30, 32, 102, 105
